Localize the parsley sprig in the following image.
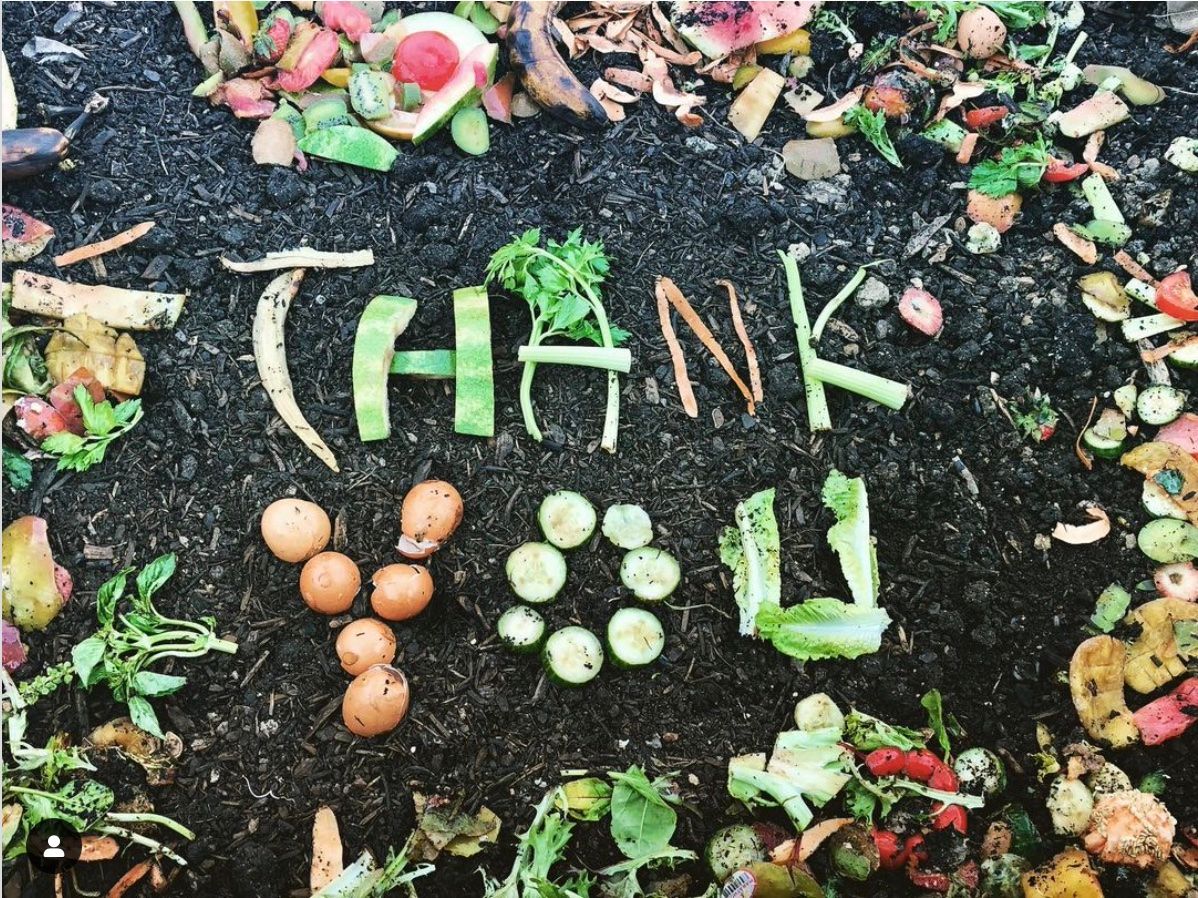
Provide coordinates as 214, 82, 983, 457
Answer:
845, 105, 903, 168
968, 137, 1051, 197
39, 384, 143, 472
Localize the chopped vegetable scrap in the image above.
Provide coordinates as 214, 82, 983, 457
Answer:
10, 269, 186, 331
307, 805, 433, 898
409, 792, 501, 861
1, 204, 54, 263
719, 488, 781, 636
1, 515, 72, 631
52, 220, 154, 268
352, 294, 418, 441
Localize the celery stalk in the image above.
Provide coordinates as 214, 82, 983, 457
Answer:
780, 251, 831, 432
517, 345, 632, 373
806, 358, 909, 410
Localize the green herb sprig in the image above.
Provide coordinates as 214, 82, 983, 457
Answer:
40, 385, 143, 473
844, 105, 903, 168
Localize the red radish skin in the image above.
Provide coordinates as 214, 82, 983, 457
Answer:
2, 622, 27, 672
394, 32, 460, 92
899, 287, 944, 336
1043, 159, 1089, 183
931, 804, 968, 834
928, 765, 959, 792
1133, 678, 1198, 745
1156, 413, 1198, 458
902, 749, 941, 782
14, 398, 69, 441
1154, 562, 1198, 601
964, 106, 1008, 130
54, 563, 73, 602
873, 829, 907, 870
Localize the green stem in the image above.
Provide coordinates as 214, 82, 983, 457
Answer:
779, 251, 832, 432
516, 345, 632, 373
811, 262, 883, 343
106, 811, 196, 840
806, 357, 909, 410
520, 319, 545, 443
98, 824, 189, 867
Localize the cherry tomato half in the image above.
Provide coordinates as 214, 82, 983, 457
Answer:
964, 105, 1008, 130
902, 749, 941, 782
1157, 271, 1198, 322
865, 747, 906, 777
394, 31, 459, 92
872, 829, 907, 870
931, 803, 968, 834
1042, 158, 1089, 183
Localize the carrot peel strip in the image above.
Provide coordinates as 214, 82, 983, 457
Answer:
106, 861, 153, 898
658, 277, 756, 415
716, 278, 763, 403
53, 221, 155, 267
655, 278, 698, 417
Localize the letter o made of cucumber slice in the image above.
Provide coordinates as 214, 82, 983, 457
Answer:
606, 607, 665, 668
497, 605, 546, 654
538, 490, 597, 549
506, 541, 568, 603
602, 503, 654, 550
542, 626, 604, 687
620, 547, 681, 602
1136, 384, 1186, 426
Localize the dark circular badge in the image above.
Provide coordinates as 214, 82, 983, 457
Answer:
26, 820, 82, 874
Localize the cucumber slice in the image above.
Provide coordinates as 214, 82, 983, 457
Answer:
1138, 518, 1198, 563
1082, 427, 1125, 460
505, 542, 568, 604
620, 547, 681, 602
1113, 384, 1138, 418
606, 607, 665, 668
602, 504, 653, 550
1142, 481, 1187, 520
1124, 278, 1157, 307
538, 491, 597, 549
706, 824, 768, 883
1167, 340, 1198, 371
497, 605, 546, 654
1136, 384, 1187, 425
451, 107, 490, 156
542, 626, 604, 686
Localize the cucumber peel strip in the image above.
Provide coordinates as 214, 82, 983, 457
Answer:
452, 285, 494, 437
352, 294, 418, 441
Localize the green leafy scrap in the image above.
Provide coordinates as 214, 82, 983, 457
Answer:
3, 445, 32, 489
39, 385, 143, 473
969, 137, 1051, 198
844, 105, 902, 168
608, 767, 679, 860
920, 689, 962, 759
843, 709, 925, 752
1091, 584, 1132, 633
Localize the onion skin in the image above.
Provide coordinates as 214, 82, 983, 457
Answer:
342, 663, 410, 736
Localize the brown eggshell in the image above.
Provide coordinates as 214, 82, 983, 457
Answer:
956, 6, 1007, 60
299, 552, 361, 614
261, 498, 331, 562
336, 619, 397, 676
398, 480, 463, 559
370, 564, 434, 621
342, 664, 410, 737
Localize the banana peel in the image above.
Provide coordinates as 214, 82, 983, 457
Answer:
1124, 598, 1198, 694
1069, 636, 1139, 748
45, 314, 145, 397
507, 1, 608, 128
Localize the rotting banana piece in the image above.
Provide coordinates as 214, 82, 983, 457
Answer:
252, 268, 340, 472
1069, 636, 1140, 749
506, 1, 609, 128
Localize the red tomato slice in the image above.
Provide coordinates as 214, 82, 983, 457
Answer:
394, 32, 460, 92
1042, 158, 1089, 183
963, 105, 1007, 130
1157, 271, 1198, 321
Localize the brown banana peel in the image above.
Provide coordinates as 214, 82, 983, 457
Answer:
1069, 636, 1139, 749
507, 1, 609, 128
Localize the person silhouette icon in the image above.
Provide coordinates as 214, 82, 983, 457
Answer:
43, 834, 66, 860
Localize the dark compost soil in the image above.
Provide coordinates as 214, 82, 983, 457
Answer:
2, 2, 1197, 896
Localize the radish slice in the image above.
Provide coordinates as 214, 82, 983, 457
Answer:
1133, 677, 1198, 745
1154, 562, 1198, 601
898, 287, 944, 337
1156, 413, 1198, 457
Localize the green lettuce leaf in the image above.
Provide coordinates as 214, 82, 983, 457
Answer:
756, 599, 890, 661
822, 470, 879, 607
727, 727, 852, 831
720, 488, 781, 636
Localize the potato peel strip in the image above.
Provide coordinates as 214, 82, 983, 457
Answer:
53, 221, 154, 267
655, 278, 698, 418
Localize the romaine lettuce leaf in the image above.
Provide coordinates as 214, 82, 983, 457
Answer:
755, 599, 890, 661
720, 488, 781, 636
822, 470, 879, 607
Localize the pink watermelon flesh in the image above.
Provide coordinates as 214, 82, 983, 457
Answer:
672, 1, 820, 58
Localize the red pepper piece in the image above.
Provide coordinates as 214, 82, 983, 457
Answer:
928, 765, 959, 792
1043, 158, 1090, 183
902, 749, 940, 782
1156, 271, 1198, 322
865, 747, 906, 777
872, 829, 907, 870
964, 105, 1008, 130
931, 803, 969, 834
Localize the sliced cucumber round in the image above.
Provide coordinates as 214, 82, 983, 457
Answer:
1168, 340, 1198, 371
538, 491, 597, 550
1082, 427, 1124, 459
1137, 384, 1187, 426
1112, 383, 1138, 419
602, 504, 653, 550
606, 607, 665, 668
542, 626, 604, 687
506, 542, 568, 604
1143, 480, 1188, 520
1138, 518, 1198, 564
497, 605, 546, 654
620, 547, 681, 602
